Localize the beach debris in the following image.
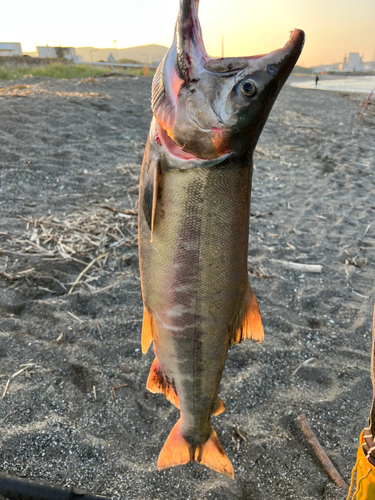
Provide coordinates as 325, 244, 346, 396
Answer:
347, 306, 375, 499
358, 85, 375, 120
67, 311, 82, 322
2, 361, 40, 398
297, 414, 347, 489
55, 332, 64, 343
344, 249, 361, 269
95, 319, 103, 339
276, 260, 322, 273
101, 205, 137, 216
112, 383, 129, 399
68, 252, 108, 294
0, 211, 136, 259
351, 290, 369, 299
138, 0, 304, 479
292, 357, 315, 376
0, 472, 112, 500
248, 265, 270, 280
233, 426, 248, 443
0, 208, 138, 292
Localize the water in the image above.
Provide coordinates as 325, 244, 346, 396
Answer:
290, 76, 375, 94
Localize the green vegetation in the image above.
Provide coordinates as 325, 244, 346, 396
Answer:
0, 63, 153, 81
118, 58, 140, 65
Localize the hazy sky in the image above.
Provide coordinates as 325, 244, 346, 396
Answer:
2, 0, 374, 67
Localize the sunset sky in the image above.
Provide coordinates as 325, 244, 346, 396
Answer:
2, 0, 374, 67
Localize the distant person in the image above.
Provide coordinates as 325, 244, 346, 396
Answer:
315, 75, 319, 88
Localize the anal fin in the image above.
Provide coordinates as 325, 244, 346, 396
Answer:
230, 283, 264, 346
147, 357, 180, 409
141, 307, 153, 354
158, 420, 234, 479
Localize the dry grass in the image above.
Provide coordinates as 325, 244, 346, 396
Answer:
0, 208, 137, 260
0, 208, 139, 294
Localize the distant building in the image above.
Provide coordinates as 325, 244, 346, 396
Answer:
339, 52, 363, 72
36, 46, 83, 63
0, 42, 22, 56
363, 60, 375, 71
74, 44, 168, 64
0, 43, 14, 56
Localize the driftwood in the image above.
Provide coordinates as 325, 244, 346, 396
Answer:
277, 260, 322, 273
0, 472, 111, 500
297, 414, 347, 489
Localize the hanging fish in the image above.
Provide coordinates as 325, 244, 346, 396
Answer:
138, 0, 304, 478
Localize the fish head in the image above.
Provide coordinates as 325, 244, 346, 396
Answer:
152, 0, 304, 160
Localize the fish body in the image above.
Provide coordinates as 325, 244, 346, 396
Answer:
139, 0, 304, 478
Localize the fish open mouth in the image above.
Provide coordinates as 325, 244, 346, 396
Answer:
151, 118, 233, 167
155, 120, 199, 160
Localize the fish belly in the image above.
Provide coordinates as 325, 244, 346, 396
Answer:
139, 159, 252, 445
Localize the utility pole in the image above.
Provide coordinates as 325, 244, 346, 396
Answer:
221, 35, 224, 58
113, 39, 119, 62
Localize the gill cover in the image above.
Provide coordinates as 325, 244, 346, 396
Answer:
151, 0, 304, 160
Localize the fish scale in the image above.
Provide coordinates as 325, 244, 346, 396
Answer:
138, 0, 304, 478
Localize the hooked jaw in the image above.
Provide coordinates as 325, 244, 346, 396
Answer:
152, 0, 305, 160
204, 29, 305, 77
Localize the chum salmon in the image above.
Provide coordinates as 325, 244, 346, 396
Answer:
138, 0, 304, 478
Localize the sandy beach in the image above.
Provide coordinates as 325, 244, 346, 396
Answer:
0, 74, 374, 500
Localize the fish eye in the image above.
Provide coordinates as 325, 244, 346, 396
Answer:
239, 80, 257, 98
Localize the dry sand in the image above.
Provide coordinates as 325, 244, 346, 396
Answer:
0, 74, 374, 500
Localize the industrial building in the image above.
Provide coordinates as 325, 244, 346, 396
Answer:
339, 52, 364, 72
36, 46, 83, 63
0, 42, 22, 56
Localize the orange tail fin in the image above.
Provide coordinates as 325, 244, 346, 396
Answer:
157, 420, 234, 479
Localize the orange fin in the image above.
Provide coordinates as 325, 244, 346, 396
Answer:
157, 420, 190, 470
158, 420, 234, 479
198, 427, 234, 479
147, 357, 180, 409
212, 397, 225, 416
230, 283, 264, 346
141, 307, 153, 354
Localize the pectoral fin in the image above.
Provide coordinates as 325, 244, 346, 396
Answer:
230, 283, 264, 346
141, 307, 153, 354
140, 148, 161, 242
